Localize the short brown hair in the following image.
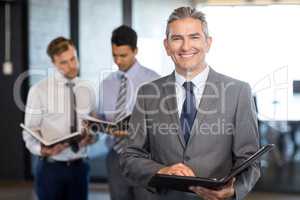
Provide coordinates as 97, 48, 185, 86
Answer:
47, 37, 75, 61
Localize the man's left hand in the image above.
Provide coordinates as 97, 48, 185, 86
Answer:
79, 128, 98, 147
189, 178, 235, 200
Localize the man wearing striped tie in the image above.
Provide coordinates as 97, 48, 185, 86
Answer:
97, 25, 160, 200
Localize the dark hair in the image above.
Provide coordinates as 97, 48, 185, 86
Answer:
47, 37, 74, 61
111, 25, 137, 50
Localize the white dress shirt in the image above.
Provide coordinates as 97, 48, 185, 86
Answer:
23, 69, 96, 161
175, 66, 210, 116
98, 61, 160, 148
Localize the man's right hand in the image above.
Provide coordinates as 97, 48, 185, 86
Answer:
111, 130, 128, 137
157, 163, 195, 177
104, 127, 128, 137
40, 143, 69, 157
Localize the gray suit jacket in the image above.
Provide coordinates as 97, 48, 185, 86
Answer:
120, 68, 260, 200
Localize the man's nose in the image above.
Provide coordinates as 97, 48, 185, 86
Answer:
115, 58, 121, 65
181, 38, 191, 51
69, 61, 76, 69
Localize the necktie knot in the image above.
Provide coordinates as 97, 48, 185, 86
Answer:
182, 81, 194, 93
119, 74, 127, 81
66, 81, 75, 88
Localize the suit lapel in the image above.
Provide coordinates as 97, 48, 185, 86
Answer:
188, 68, 220, 143
162, 72, 186, 148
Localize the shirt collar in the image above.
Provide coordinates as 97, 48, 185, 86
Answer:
175, 66, 210, 89
116, 60, 140, 80
54, 68, 79, 84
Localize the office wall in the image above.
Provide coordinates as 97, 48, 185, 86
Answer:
0, 0, 30, 180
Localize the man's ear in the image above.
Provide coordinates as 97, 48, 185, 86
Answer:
134, 47, 138, 55
51, 55, 57, 65
205, 36, 212, 53
164, 38, 171, 56
51, 59, 56, 67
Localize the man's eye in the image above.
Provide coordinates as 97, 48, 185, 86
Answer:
60, 61, 68, 65
172, 37, 181, 41
191, 36, 200, 40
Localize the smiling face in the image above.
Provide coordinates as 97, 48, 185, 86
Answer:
164, 17, 212, 79
52, 45, 78, 79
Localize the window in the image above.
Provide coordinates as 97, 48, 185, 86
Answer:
133, 0, 193, 76
29, 0, 70, 85
198, 5, 300, 120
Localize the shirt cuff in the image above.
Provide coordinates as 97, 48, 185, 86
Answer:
32, 144, 42, 156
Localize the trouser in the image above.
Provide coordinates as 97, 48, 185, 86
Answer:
106, 149, 155, 200
35, 158, 89, 200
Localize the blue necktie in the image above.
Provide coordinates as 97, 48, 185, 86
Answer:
180, 82, 197, 144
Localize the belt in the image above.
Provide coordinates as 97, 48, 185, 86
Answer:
40, 157, 86, 166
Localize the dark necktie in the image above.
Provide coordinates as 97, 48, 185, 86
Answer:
180, 81, 197, 144
66, 80, 79, 153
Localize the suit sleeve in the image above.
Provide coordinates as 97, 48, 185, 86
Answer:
233, 83, 261, 200
120, 86, 165, 187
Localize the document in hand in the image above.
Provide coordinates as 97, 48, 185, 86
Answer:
149, 144, 274, 192
81, 114, 131, 133
20, 123, 82, 146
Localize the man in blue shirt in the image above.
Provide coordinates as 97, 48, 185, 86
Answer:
97, 25, 160, 200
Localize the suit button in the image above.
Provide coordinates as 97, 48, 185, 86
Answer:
184, 155, 191, 161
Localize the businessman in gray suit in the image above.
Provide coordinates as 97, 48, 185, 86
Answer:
120, 7, 260, 200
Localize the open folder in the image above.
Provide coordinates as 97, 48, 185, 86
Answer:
149, 144, 274, 192
20, 123, 82, 146
82, 114, 131, 133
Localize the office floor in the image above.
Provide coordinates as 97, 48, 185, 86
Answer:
1, 181, 300, 200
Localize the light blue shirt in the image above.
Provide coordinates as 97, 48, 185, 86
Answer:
98, 61, 160, 147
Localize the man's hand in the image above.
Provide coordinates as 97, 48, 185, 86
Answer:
157, 163, 195, 177
79, 127, 98, 147
105, 127, 128, 137
41, 143, 69, 157
189, 178, 236, 200
82, 119, 128, 137
111, 130, 128, 137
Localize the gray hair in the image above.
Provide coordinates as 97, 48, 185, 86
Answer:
166, 7, 209, 38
